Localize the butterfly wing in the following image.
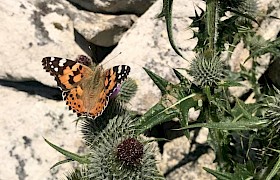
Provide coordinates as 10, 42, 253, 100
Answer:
42, 57, 92, 90
86, 65, 131, 119
87, 90, 108, 119
42, 57, 131, 119
104, 65, 131, 96
62, 79, 108, 119
62, 85, 88, 117
42, 57, 93, 116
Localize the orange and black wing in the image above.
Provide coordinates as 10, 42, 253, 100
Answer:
42, 57, 93, 116
86, 65, 131, 119
42, 57, 91, 90
104, 65, 131, 96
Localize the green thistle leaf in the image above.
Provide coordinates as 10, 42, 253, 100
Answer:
158, 0, 185, 59
44, 138, 89, 166
266, 153, 280, 180
179, 120, 268, 131
143, 67, 170, 95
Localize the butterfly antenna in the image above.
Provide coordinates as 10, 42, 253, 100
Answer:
102, 52, 122, 65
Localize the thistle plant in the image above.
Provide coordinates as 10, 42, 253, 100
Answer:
44, 58, 163, 179
44, 0, 280, 179
137, 0, 280, 179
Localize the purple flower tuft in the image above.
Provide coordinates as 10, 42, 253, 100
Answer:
110, 84, 121, 99
117, 138, 144, 166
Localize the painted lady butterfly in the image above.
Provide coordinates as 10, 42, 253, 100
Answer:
42, 57, 130, 119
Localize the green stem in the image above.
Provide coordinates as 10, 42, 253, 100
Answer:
206, 0, 219, 56
202, 4, 223, 163
207, 109, 223, 166
204, 87, 223, 166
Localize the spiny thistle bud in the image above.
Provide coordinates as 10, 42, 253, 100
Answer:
225, 0, 258, 13
117, 138, 144, 166
264, 92, 280, 132
115, 78, 137, 103
237, 0, 259, 21
222, 0, 259, 18
75, 55, 92, 67
245, 34, 267, 54
108, 77, 137, 101
64, 169, 86, 180
188, 55, 225, 87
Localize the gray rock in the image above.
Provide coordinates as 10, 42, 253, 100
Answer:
0, 0, 83, 179
67, 0, 157, 15
258, 0, 280, 40
103, 0, 205, 113
74, 12, 137, 47
259, 0, 280, 89
158, 129, 216, 180
0, 0, 85, 82
0, 86, 85, 179
0, 0, 136, 84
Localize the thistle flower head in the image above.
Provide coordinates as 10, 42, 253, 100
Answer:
84, 114, 162, 179
245, 34, 267, 53
117, 138, 144, 166
64, 169, 87, 180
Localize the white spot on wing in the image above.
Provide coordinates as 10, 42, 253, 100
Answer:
59, 58, 67, 67
54, 67, 58, 72
118, 67, 122, 74
50, 57, 55, 61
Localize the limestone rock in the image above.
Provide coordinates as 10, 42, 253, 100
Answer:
258, 0, 280, 40
0, 0, 87, 178
68, 0, 157, 15
0, 0, 85, 83
0, 87, 84, 179
158, 128, 216, 180
74, 12, 137, 47
103, 0, 205, 113
0, 0, 136, 84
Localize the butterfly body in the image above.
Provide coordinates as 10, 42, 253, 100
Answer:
42, 57, 130, 119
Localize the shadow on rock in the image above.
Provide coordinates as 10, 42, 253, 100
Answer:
0, 79, 62, 100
